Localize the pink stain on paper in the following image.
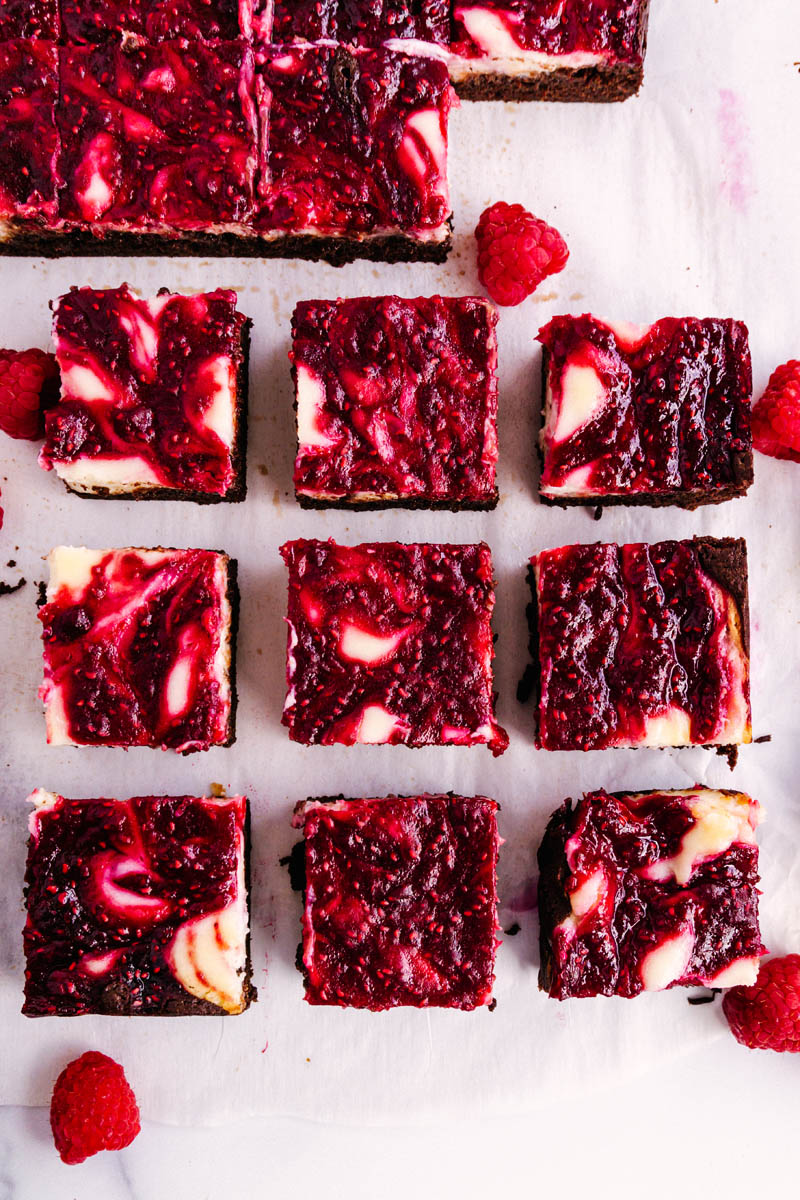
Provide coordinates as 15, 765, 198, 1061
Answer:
717, 89, 755, 214
508, 879, 538, 913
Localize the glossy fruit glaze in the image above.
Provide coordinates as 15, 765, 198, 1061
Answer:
41, 286, 246, 495
0, 40, 59, 220
538, 789, 765, 999
24, 793, 245, 1015
57, 40, 256, 230
292, 295, 498, 504
539, 315, 753, 498
60, 0, 243, 43
39, 548, 233, 752
0, 0, 59, 37
255, 45, 451, 238
281, 539, 508, 753
451, 0, 646, 62
297, 795, 499, 1008
270, 0, 449, 46
533, 539, 751, 751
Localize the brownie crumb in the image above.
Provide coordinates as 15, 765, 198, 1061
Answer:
504, 922, 521, 937
37, 580, 47, 607
0, 577, 25, 596
488, 998, 497, 1012
717, 744, 739, 770
688, 989, 721, 1006
753, 734, 772, 744
209, 782, 226, 797
593, 505, 603, 521
6, 559, 15, 567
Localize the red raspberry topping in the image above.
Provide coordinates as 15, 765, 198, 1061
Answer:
50, 1051, 141, 1164
751, 360, 800, 462
475, 202, 569, 307
0, 348, 58, 441
722, 954, 800, 1052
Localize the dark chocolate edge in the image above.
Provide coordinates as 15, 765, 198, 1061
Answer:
454, 0, 650, 102
222, 554, 239, 750
0, 226, 452, 265
524, 560, 541, 746
22, 794, 255, 1016
59, 313, 252, 505
537, 340, 754, 511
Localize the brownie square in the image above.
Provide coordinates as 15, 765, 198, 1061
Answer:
270, 0, 449, 47
57, 40, 256, 237
41, 286, 250, 502
254, 45, 453, 259
0, 0, 59, 38
39, 546, 238, 752
527, 537, 751, 752
24, 789, 255, 1015
0, 40, 60, 227
449, 0, 650, 101
294, 794, 500, 1009
60, 0, 245, 43
538, 315, 753, 508
292, 295, 498, 509
280, 539, 508, 754
538, 787, 765, 999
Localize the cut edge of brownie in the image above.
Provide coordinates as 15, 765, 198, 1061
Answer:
57, 318, 252, 505
222, 554, 240, 751
453, 0, 650, 103
22, 793, 257, 1017
536, 784, 758, 996
537, 346, 755, 512
0, 227, 452, 265
524, 536, 751, 754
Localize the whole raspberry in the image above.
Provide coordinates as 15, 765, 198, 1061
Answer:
751, 360, 800, 462
722, 954, 800, 1052
475, 202, 569, 307
0, 348, 59, 441
50, 1051, 141, 1164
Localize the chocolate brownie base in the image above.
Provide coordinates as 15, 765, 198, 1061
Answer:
60, 321, 252, 504
296, 492, 499, 512
453, 61, 643, 103
0, 227, 452, 265
524, 537, 750, 759
537, 351, 754, 511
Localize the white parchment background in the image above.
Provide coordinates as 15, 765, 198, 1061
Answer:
0, 0, 798, 1126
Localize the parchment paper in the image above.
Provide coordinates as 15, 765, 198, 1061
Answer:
0, 0, 798, 1126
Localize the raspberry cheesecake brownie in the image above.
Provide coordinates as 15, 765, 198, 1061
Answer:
267, 0, 449, 47
281, 539, 508, 753
60, 0, 245, 43
0, 0, 59, 37
538, 315, 753, 508
41, 286, 250, 502
23, 789, 254, 1015
538, 788, 765, 999
292, 295, 498, 509
293, 794, 499, 1008
449, 0, 650, 101
39, 546, 238, 752
254, 45, 453, 263
0, 40, 59, 238
527, 537, 751, 753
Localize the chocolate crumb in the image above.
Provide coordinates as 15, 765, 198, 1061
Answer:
504, 922, 521, 937
688, 988, 721, 1006
6, 559, 15, 567
753, 734, 772, 744
717, 743, 739, 770
0, 577, 25, 597
488, 998, 497, 1012
37, 580, 47, 607
593, 505, 603, 521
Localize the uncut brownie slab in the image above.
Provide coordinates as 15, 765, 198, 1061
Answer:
538, 315, 753, 508
53, 39, 257, 252
538, 788, 765, 999
528, 537, 751, 752
293, 794, 499, 1009
292, 295, 498, 509
23, 789, 255, 1015
281, 539, 508, 753
450, 0, 650, 101
41, 286, 250, 502
0, 40, 60, 235
267, 0, 449, 46
254, 45, 453, 264
39, 546, 238, 752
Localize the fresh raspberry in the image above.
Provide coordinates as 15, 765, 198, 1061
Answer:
0, 348, 59, 441
50, 1051, 141, 1164
722, 954, 800, 1052
751, 360, 800, 462
475, 202, 569, 307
